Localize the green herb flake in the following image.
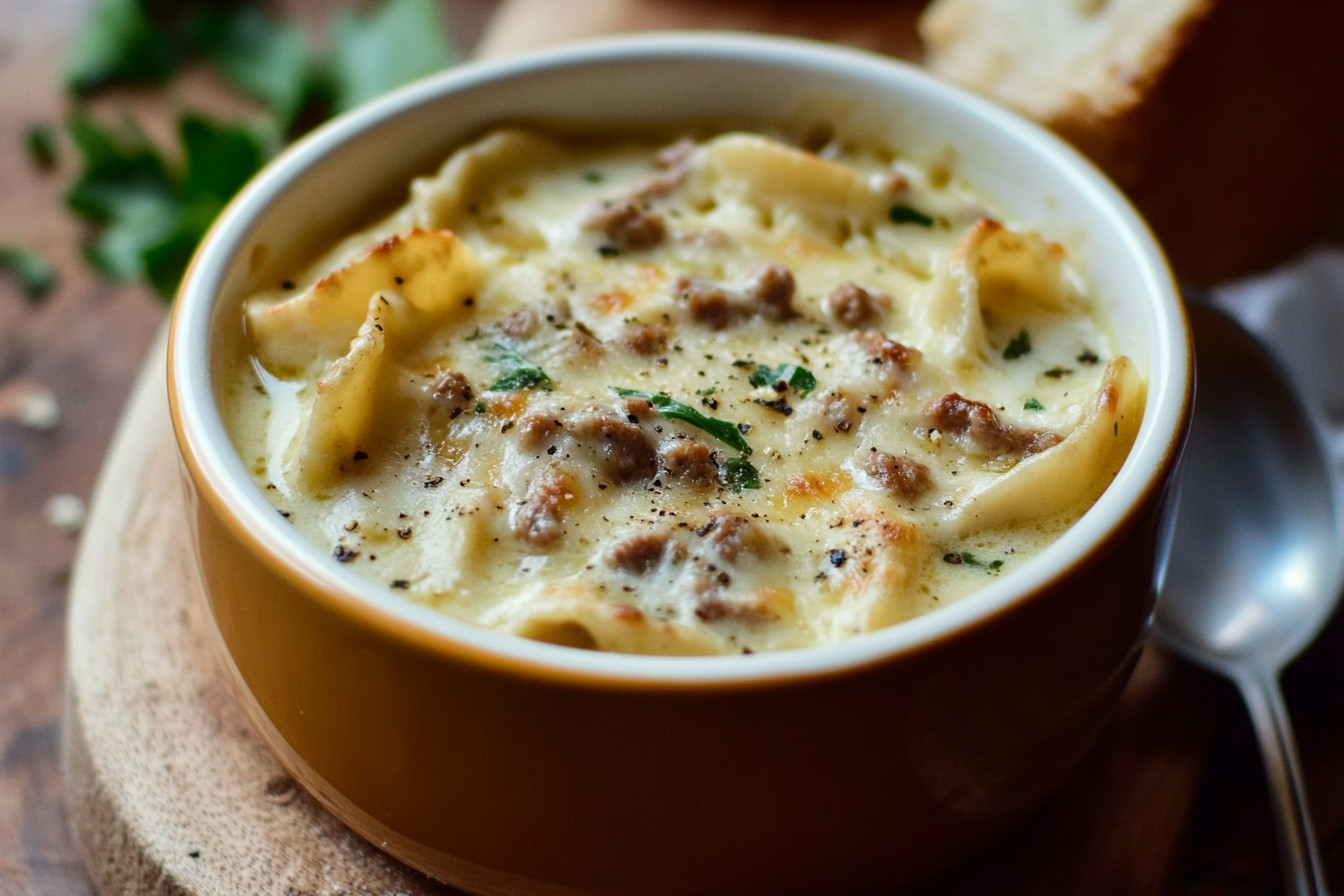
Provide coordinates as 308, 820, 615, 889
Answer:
582, 171, 604, 183
1003, 329, 1032, 360
722, 456, 762, 491
612, 387, 752, 455
945, 551, 1004, 572
25, 124, 58, 170
747, 362, 816, 396
1023, 397, 1044, 411
0, 245, 58, 301
888, 204, 935, 227
485, 342, 552, 392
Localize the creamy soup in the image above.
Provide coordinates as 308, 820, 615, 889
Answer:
226, 126, 1143, 655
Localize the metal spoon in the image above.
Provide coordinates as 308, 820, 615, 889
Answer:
1155, 301, 1344, 895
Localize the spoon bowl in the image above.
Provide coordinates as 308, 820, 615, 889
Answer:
1155, 301, 1344, 895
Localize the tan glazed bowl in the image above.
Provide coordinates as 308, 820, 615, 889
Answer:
168, 34, 1192, 896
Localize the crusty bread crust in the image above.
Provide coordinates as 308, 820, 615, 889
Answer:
922, 0, 1344, 284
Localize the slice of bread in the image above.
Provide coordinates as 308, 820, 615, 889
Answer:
920, 0, 1344, 284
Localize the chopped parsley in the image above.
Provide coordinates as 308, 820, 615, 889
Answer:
888, 204, 935, 227
722, 456, 762, 491
612, 388, 752, 454
746, 362, 816, 396
1003, 328, 1032, 360
1023, 397, 1044, 411
484, 342, 551, 391
613, 387, 761, 491
943, 551, 1004, 571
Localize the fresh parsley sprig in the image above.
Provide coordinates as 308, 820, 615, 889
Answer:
52, 0, 460, 302
64, 111, 270, 298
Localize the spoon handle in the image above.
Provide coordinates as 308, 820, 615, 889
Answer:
1235, 668, 1330, 896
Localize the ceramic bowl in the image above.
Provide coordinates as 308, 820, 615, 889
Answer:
168, 33, 1191, 896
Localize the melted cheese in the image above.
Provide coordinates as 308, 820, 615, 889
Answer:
225, 127, 1143, 656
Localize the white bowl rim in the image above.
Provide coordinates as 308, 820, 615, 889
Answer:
170, 30, 1190, 687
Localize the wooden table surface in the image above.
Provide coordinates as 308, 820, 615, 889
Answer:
3, 2, 1344, 894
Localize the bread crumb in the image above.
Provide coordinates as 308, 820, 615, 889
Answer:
45, 493, 86, 534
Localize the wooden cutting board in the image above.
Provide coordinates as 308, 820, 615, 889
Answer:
63, 328, 1233, 895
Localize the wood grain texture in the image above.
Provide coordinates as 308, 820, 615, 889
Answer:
63, 332, 452, 896
0, 2, 167, 894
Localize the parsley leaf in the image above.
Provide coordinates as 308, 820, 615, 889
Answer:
1003, 328, 1032, 360
65, 111, 173, 222
327, 0, 457, 113
1023, 397, 1044, 411
66, 111, 272, 299
53, 0, 461, 302
747, 362, 816, 396
485, 343, 552, 391
612, 388, 752, 455
889, 204, 935, 227
64, 0, 177, 94
722, 456, 762, 491
66, 112, 179, 282
192, 4, 312, 130
0, 245, 58, 301
180, 114, 269, 200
